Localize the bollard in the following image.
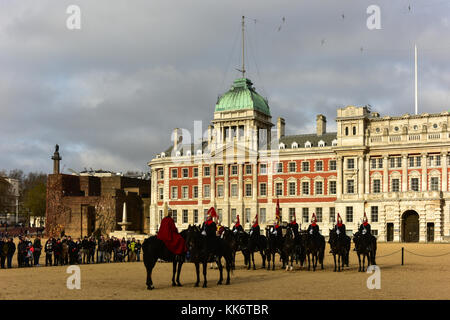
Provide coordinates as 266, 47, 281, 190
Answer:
401, 247, 404, 266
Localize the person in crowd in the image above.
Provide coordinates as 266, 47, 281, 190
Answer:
33, 236, 42, 266
44, 237, 54, 266
0, 237, 7, 268
135, 239, 142, 262
128, 238, 137, 262
7, 237, 15, 268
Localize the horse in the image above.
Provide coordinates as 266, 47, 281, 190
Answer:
265, 226, 284, 270
247, 231, 267, 270
281, 226, 296, 271
184, 225, 233, 288
142, 233, 185, 290
328, 229, 349, 272
353, 231, 377, 272
302, 231, 325, 271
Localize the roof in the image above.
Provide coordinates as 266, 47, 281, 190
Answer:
279, 132, 337, 148
214, 78, 270, 116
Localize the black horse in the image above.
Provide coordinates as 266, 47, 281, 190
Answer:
281, 225, 296, 271
328, 229, 349, 272
302, 231, 325, 271
184, 225, 233, 288
247, 232, 267, 270
265, 226, 284, 270
353, 231, 377, 272
142, 234, 185, 290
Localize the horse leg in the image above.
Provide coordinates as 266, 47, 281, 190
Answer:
145, 257, 156, 290
202, 261, 208, 288
216, 257, 223, 285
176, 261, 183, 286
194, 262, 200, 287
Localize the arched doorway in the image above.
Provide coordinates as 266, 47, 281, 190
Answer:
402, 210, 419, 242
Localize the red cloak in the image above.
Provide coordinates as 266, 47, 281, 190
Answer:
157, 217, 186, 255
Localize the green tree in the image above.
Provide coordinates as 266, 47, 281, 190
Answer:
24, 182, 46, 217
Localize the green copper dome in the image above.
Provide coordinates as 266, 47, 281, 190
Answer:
215, 78, 270, 116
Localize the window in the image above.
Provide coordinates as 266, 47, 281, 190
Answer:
289, 208, 296, 222
302, 181, 309, 195
203, 184, 210, 198
346, 206, 353, 223
171, 169, 178, 179
329, 207, 336, 223
217, 166, 224, 176
182, 168, 189, 178
315, 181, 323, 195
193, 209, 198, 224
371, 206, 378, 223
260, 164, 267, 174
431, 177, 440, 191
302, 208, 309, 223
347, 158, 354, 169
371, 159, 377, 169
171, 186, 178, 199
193, 186, 198, 198
260, 183, 267, 196
411, 178, 419, 191
245, 183, 252, 197
289, 162, 296, 173
246, 165, 252, 175
260, 208, 266, 223
193, 168, 198, 177
329, 181, 337, 195
182, 210, 188, 224
289, 182, 296, 196
182, 186, 189, 199
231, 209, 236, 223
204, 166, 210, 176
276, 162, 283, 173
373, 179, 381, 193
347, 179, 354, 194
159, 187, 164, 200
316, 208, 323, 222
231, 165, 238, 175
231, 184, 238, 197
275, 183, 283, 196
217, 209, 223, 222
245, 208, 251, 223
329, 160, 336, 171
392, 178, 400, 192
172, 210, 177, 223
316, 161, 323, 171
302, 161, 310, 172
217, 185, 224, 197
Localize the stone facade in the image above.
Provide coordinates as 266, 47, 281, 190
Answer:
45, 173, 151, 238
149, 77, 450, 243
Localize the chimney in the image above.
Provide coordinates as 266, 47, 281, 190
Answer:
172, 128, 182, 151
277, 117, 285, 140
316, 114, 326, 136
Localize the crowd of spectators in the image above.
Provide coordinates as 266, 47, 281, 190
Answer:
0, 234, 142, 268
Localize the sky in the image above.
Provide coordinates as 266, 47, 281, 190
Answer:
1, 0, 450, 174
